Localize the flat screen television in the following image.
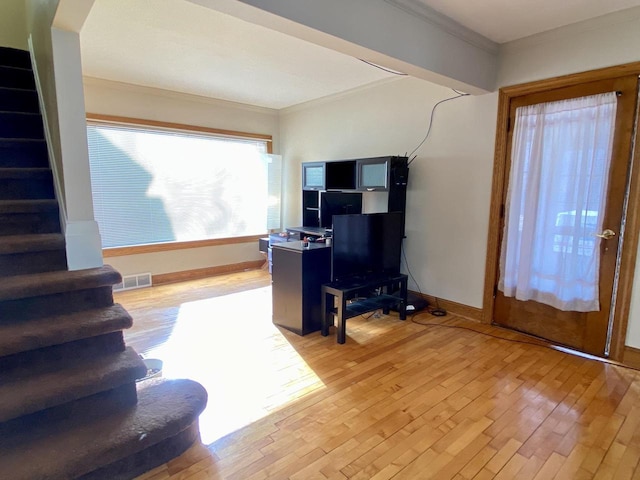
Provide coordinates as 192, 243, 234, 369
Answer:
331, 212, 403, 282
320, 192, 363, 228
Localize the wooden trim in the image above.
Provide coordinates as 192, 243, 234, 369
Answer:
153, 260, 265, 286
87, 113, 273, 142
482, 88, 510, 325
483, 62, 640, 360
103, 235, 266, 258
86, 113, 273, 151
623, 346, 640, 370
411, 290, 483, 322
609, 86, 640, 360
500, 62, 640, 97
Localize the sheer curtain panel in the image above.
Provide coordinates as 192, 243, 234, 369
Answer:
499, 92, 618, 312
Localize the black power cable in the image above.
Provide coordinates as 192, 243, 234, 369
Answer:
401, 243, 446, 317
408, 90, 469, 163
409, 312, 640, 372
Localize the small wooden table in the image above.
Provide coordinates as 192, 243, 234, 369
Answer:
321, 273, 408, 344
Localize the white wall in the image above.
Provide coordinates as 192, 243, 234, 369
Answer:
83, 78, 280, 277
0, 0, 28, 50
280, 8, 640, 349
280, 77, 496, 307
497, 7, 640, 87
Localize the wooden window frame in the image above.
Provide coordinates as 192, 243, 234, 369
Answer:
86, 114, 274, 257
482, 62, 640, 361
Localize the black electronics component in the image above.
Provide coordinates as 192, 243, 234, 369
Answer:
331, 212, 403, 282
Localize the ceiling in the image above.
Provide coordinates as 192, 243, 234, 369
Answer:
80, 0, 394, 110
80, 0, 640, 110
413, 0, 640, 43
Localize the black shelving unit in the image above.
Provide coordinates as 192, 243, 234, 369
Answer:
321, 273, 408, 344
301, 156, 408, 234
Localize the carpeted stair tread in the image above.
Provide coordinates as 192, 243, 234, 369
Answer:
0, 304, 133, 357
0, 240, 67, 277
0, 378, 208, 480
0, 233, 64, 254
0, 139, 48, 168
0, 264, 121, 301
0, 346, 145, 423
0, 87, 39, 113
0, 65, 35, 90
0, 171, 54, 200
0, 199, 60, 235
0, 198, 58, 213
0, 111, 44, 138
0, 167, 51, 178
0, 47, 31, 70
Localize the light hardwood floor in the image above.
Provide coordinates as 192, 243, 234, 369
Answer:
117, 269, 640, 479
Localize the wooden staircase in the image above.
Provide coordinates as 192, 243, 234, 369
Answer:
0, 47, 207, 479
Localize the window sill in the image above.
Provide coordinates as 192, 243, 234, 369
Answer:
103, 234, 266, 258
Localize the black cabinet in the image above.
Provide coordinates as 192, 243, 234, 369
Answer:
356, 156, 409, 192
356, 157, 389, 191
302, 190, 320, 227
271, 242, 331, 335
300, 156, 408, 233
326, 160, 356, 190
302, 162, 325, 190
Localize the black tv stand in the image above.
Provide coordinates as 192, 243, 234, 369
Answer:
321, 273, 408, 344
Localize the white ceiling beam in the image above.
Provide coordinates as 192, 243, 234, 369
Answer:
53, 0, 96, 33
187, 0, 497, 94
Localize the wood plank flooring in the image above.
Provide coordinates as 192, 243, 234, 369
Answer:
116, 269, 640, 479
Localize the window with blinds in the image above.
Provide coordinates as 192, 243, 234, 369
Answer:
87, 121, 281, 248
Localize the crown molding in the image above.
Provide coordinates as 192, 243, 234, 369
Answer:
279, 77, 405, 116
384, 0, 498, 54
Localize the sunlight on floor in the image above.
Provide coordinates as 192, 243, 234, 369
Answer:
142, 286, 325, 444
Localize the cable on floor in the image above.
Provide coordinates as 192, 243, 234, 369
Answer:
409, 311, 640, 372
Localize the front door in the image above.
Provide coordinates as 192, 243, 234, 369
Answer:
493, 75, 638, 357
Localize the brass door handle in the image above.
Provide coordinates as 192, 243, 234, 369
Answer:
595, 229, 616, 240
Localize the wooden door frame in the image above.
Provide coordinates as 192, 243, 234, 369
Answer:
482, 62, 640, 361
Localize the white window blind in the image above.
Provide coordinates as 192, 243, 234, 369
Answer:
87, 122, 281, 248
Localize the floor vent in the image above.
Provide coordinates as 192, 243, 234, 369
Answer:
113, 272, 152, 292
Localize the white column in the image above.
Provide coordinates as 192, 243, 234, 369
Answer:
51, 27, 103, 270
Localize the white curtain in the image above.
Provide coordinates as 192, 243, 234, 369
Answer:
499, 92, 618, 312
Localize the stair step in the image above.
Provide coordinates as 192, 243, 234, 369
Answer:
0, 167, 53, 200
0, 265, 121, 302
0, 346, 145, 423
0, 167, 51, 179
1, 331, 126, 373
0, 199, 60, 236
0, 248, 67, 277
0, 139, 48, 168
0, 378, 207, 480
0, 286, 117, 322
0, 198, 58, 214
0, 233, 64, 254
0, 112, 43, 139
0, 233, 66, 276
0, 87, 39, 113
0, 65, 35, 90
0, 47, 31, 70
0, 304, 133, 357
